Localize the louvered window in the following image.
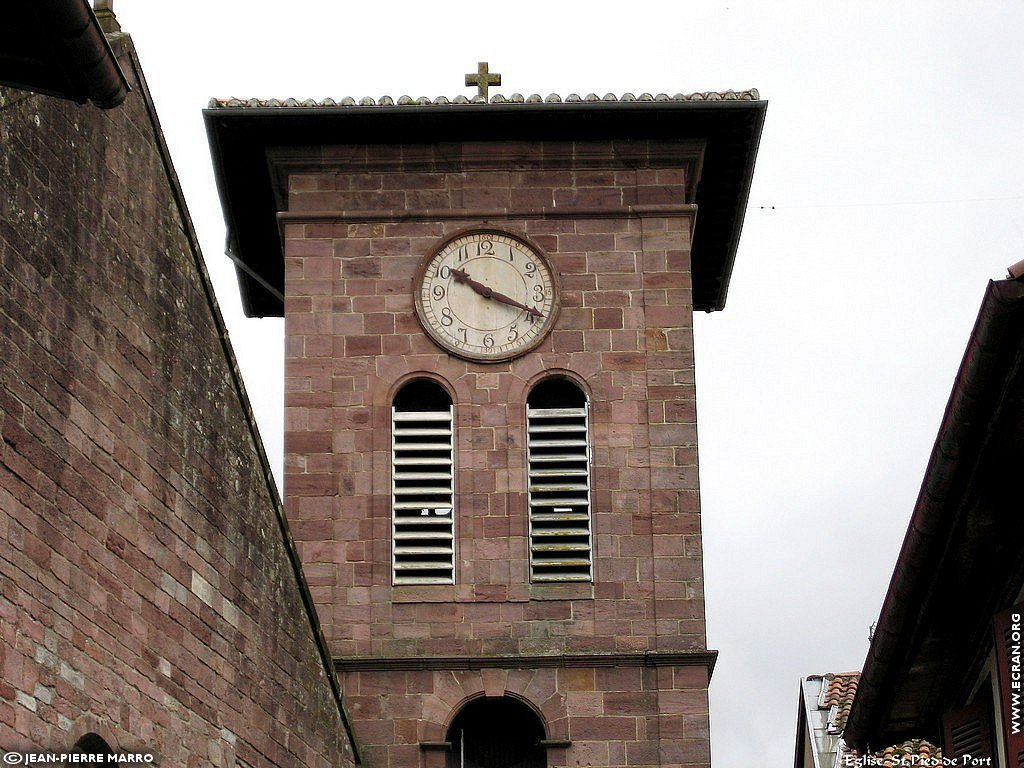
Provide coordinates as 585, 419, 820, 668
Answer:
942, 701, 994, 761
527, 378, 592, 582
392, 380, 455, 585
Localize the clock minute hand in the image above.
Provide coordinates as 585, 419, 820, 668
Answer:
451, 268, 542, 318
487, 288, 543, 318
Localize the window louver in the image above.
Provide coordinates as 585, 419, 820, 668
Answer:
942, 702, 994, 761
392, 406, 455, 585
527, 403, 592, 582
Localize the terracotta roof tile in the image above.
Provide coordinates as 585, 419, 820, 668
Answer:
842, 739, 942, 766
206, 89, 760, 110
816, 672, 861, 733
809, 672, 942, 764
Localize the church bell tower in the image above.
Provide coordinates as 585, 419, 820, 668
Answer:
205, 69, 765, 768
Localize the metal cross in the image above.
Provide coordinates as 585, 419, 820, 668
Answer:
465, 62, 501, 100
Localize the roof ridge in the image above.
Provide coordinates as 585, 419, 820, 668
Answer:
207, 88, 760, 109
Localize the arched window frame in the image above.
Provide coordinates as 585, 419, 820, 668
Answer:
391, 378, 456, 585
526, 376, 593, 583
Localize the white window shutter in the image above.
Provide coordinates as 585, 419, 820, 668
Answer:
391, 406, 455, 584
527, 403, 592, 582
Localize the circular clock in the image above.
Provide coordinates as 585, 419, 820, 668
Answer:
414, 230, 560, 362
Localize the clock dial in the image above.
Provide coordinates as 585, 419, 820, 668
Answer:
414, 230, 559, 362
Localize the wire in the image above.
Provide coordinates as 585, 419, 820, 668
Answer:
752, 194, 1024, 211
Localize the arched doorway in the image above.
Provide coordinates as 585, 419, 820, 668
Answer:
74, 733, 114, 756
446, 696, 546, 768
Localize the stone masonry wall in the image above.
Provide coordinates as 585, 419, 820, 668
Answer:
283, 145, 703, 658
281, 141, 710, 766
339, 662, 711, 768
0, 37, 354, 766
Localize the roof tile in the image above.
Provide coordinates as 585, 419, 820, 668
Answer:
206, 89, 760, 110
816, 671, 861, 733
813, 672, 943, 765
843, 739, 942, 766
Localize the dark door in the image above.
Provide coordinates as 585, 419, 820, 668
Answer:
446, 697, 546, 768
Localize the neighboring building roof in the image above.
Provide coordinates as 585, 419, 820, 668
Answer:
0, 0, 128, 108
846, 739, 941, 767
822, 673, 861, 733
864, 741, 937, 765
796, 673, 942, 768
796, 673, 861, 768
204, 89, 766, 317
845, 277, 1024, 751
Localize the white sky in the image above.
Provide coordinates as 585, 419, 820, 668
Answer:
113, 1, 1024, 764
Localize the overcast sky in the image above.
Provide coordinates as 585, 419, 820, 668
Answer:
113, 1, 1024, 764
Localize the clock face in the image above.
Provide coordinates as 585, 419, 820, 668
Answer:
414, 230, 559, 362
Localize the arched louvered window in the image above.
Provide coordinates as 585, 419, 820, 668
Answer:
392, 379, 455, 585
526, 377, 592, 582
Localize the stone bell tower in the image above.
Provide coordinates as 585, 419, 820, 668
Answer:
205, 68, 765, 768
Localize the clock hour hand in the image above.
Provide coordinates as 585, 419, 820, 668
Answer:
450, 267, 491, 297
450, 268, 543, 318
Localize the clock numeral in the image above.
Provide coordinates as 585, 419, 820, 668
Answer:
525, 311, 536, 325
508, 323, 518, 342
438, 265, 451, 279
483, 334, 494, 348
432, 284, 445, 301
533, 285, 545, 302
457, 327, 467, 343
457, 241, 494, 262
507, 245, 514, 261
524, 261, 536, 277
440, 307, 454, 327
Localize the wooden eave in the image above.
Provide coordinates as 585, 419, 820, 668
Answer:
0, 0, 128, 108
203, 98, 766, 317
845, 278, 1024, 751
